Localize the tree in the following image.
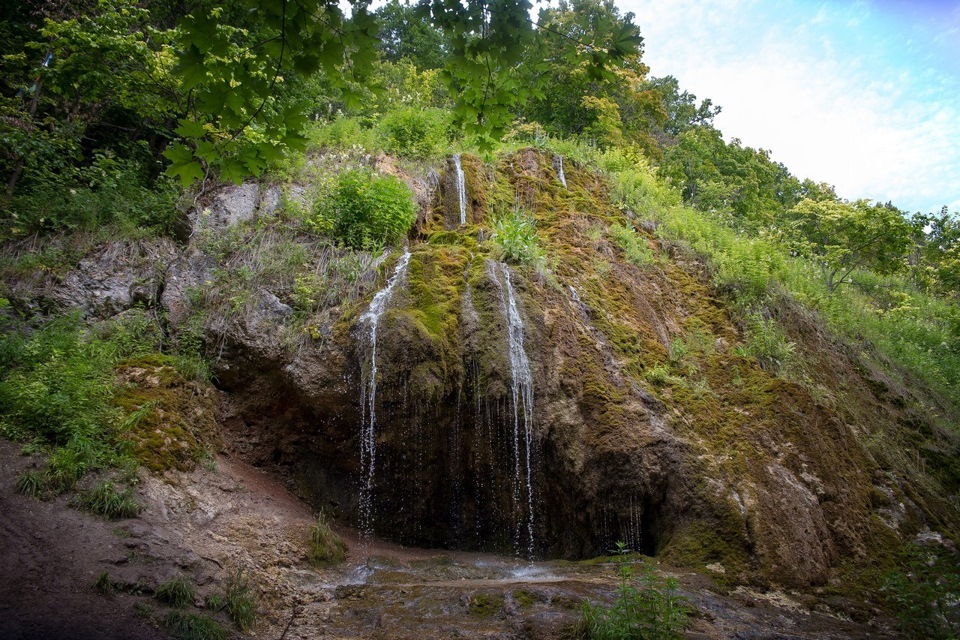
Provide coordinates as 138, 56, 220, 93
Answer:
514, 0, 662, 154
783, 198, 912, 292
645, 75, 719, 138
376, 0, 448, 70
164, 0, 644, 177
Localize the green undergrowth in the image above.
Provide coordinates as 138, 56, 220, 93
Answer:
575, 544, 689, 640
0, 311, 219, 505
206, 569, 256, 631
94, 568, 256, 637
881, 541, 960, 639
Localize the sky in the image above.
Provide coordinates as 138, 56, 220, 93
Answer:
619, 0, 960, 214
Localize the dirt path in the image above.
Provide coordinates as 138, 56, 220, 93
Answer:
0, 440, 167, 640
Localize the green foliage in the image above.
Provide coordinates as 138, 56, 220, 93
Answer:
576, 544, 689, 640
207, 569, 256, 631
156, 576, 196, 609
4, 158, 180, 237
737, 311, 796, 375
163, 611, 227, 640
0, 315, 126, 493
881, 542, 960, 639
305, 116, 377, 154
77, 480, 142, 519
94, 571, 117, 595
784, 198, 912, 292
309, 511, 348, 566
377, 107, 450, 159
492, 207, 544, 266
313, 170, 416, 250
609, 223, 654, 268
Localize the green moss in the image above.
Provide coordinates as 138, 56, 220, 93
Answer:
468, 592, 504, 617
512, 589, 539, 608
114, 356, 220, 473
661, 518, 751, 585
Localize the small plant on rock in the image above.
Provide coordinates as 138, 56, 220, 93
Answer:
156, 575, 195, 609
575, 542, 689, 640
492, 207, 544, 266
77, 480, 142, 519
309, 510, 348, 566
207, 568, 256, 631
163, 611, 227, 640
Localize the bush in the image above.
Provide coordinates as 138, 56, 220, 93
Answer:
156, 576, 196, 609
377, 107, 449, 158
309, 511, 348, 566
492, 207, 545, 266
313, 170, 416, 249
882, 542, 960, 639
4, 155, 179, 238
576, 544, 688, 640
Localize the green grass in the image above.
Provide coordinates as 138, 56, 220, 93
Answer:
156, 576, 196, 609
308, 511, 348, 567
163, 611, 227, 640
207, 569, 256, 631
77, 480, 142, 519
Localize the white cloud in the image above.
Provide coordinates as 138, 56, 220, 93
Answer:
622, 0, 960, 213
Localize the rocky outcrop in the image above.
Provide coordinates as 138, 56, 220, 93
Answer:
4, 150, 958, 590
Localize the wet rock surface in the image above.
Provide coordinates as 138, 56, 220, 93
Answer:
0, 440, 902, 639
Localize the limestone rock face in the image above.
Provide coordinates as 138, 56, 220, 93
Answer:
4, 239, 177, 319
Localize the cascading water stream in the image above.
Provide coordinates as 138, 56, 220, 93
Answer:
453, 154, 467, 225
489, 261, 536, 558
357, 250, 411, 535
554, 155, 567, 188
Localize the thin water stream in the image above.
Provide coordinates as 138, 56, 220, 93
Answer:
453, 154, 467, 225
357, 250, 411, 535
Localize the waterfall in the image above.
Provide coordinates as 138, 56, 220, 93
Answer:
357, 250, 411, 535
489, 261, 536, 558
453, 154, 467, 225
554, 155, 567, 188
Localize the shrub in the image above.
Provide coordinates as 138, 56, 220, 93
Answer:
492, 207, 544, 266
377, 107, 449, 158
313, 170, 416, 250
309, 511, 348, 566
575, 544, 689, 640
77, 480, 142, 519
4, 155, 179, 238
207, 569, 256, 631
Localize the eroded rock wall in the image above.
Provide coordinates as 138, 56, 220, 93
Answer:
4, 149, 958, 590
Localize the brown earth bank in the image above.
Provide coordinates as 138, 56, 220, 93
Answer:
0, 439, 901, 639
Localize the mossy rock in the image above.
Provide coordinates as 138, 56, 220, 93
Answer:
114, 354, 220, 472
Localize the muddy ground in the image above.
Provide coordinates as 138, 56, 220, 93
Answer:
0, 439, 901, 639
